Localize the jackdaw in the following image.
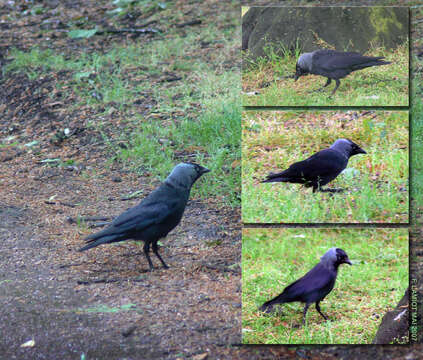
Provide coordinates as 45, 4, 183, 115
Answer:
294, 49, 391, 95
259, 248, 352, 325
261, 139, 366, 192
79, 162, 210, 270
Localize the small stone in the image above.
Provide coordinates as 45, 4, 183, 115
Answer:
121, 325, 136, 337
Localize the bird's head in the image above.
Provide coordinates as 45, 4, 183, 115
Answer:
331, 139, 367, 158
294, 64, 308, 81
334, 248, 352, 266
294, 52, 313, 81
321, 247, 352, 270
166, 162, 210, 189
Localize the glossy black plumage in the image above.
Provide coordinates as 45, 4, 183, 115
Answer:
259, 248, 352, 324
261, 139, 366, 192
79, 163, 210, 270
294, 49, 391, 95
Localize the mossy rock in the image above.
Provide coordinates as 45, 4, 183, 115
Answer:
242, 7, 408, 64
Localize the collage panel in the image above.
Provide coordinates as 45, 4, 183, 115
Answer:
242, 227, 409, 345
242, 110, 409, 224
242, 6, 409, 107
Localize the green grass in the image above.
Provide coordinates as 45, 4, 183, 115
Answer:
242, 228, 409, 344
75, 303, 140, 313
242, 43, 408, 106
242, 110, 409, 223
4, 19, 241, 205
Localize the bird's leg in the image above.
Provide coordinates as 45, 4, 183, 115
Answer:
302, 303, 310, 326
322, 78, 332, 88
330, 79, 340, 95
308, 78, 331, 93
152, 240, 169, 269
143, 242, 155, 271
315, 302, 328, 321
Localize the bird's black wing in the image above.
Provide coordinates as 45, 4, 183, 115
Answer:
314, 50, 386, 72
84, 197, 181, 241
280, 262, 335, 302
266, 149, 345, 184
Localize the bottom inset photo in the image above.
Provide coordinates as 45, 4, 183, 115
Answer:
242, 228, 409, 345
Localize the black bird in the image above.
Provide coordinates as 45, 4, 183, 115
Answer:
79, 163, 210, 270
259, 248, 352, 325
294, 49, 391, 95
261, 139, 366, 193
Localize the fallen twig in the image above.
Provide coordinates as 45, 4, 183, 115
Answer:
160, 76, 182, 83
200, 263, 240, 274
59, 262, 86, 269
67, 216, 111, 224
175, 20, 202, 28
89, 221, 110, 228
77, 276, 150, 285
96, 28, 160, 35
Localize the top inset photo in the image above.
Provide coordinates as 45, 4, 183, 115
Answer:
242, 7, 409, 107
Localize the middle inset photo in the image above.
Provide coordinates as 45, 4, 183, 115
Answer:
242, 110, 409, 223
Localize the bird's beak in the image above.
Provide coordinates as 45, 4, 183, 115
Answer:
344, 258, 352, 265
294, 74, 299, 82
200, 167, 211, 174
357, 147, 367, 155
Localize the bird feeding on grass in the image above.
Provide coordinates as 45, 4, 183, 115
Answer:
261, 139, 366, 193
294, 49, 391, 95
79, 163, 210, 271
259, 248, 352, 325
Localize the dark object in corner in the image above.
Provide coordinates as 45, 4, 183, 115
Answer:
372, 288, 409, 344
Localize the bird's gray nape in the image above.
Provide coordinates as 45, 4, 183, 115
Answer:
298, 52, 313, 71
330, 139, 352, 158
166, 163, 197, 189
320, 247, 338, 269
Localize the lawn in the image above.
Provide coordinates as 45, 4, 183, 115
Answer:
242, 43, 408, 107
242, 227, 409, 344
242, 110, 409, 223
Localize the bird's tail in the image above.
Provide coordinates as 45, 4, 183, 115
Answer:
259, 293, 287, 313
78, 234, 121, 252
261, 172, 288, 183
354, 58, 391, 70
371, 58, 391, 66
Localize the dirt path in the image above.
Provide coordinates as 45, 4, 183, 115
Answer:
0, 106, 242, 357
0, 147, 241, 360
